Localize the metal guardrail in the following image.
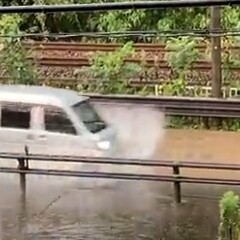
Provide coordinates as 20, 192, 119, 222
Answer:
87, 94, 240, 118
155, 86, 240, 98
1, 150, 240, 204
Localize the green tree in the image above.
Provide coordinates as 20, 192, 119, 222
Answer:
0, 15, 37, 85
0, 0, 239, 43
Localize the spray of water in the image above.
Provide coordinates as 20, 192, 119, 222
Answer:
92, 102, 166, 189
96, 103, 166, 160
86, 102, 166, 209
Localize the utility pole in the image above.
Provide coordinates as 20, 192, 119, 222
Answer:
210, 6, 222, 98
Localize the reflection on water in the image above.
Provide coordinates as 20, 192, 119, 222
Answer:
0, 179, 221, 240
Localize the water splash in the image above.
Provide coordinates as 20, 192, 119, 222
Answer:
92, 102, 166, 188
95, 103, 166, 160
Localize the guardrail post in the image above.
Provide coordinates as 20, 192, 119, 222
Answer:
18, 157, 26, 200
18, 145, 29, 203
173, 162, 181, 204
16, 146, 29, 240
24, 145, 29, 169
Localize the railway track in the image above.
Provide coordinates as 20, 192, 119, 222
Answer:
21, 41, 240, 71
1, 41, 240, 88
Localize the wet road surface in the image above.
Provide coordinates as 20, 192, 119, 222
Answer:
2, 128, 240, 239
0, 180, 223, 240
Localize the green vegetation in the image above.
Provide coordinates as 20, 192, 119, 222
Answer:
219, 191, 240, 240
0, 1, 239, 39
1, 2, 240, 130
1, 1, 240, 89
74, 42, 145, 94
0, 15, 37, 85
72, 37, 240, 98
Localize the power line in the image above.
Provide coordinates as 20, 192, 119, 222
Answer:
2, 30, 240, 39
0, 0, 239, 14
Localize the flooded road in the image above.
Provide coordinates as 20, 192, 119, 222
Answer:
158, 129, 240, 162
2, 128, 240, 239
0, 180, 222, 240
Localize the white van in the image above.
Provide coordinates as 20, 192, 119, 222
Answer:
0, 84, 117, 157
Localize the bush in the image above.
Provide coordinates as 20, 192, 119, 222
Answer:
219, 191, 240, 240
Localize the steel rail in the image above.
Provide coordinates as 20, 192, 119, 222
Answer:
33, 57, 212, 69
7, 56, 240, 71
1, 152, 240, 171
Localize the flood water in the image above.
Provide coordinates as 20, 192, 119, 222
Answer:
2, 126, 240, 239
0, 179, 223, 240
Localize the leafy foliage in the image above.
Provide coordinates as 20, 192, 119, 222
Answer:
157, 8, 208, 31
166, 37, 200, 73
0, 1, 239, 41
75, 42, 143, 94
219, 191, 240, 240
0, 15, 37, 84
158, 37, 200, 96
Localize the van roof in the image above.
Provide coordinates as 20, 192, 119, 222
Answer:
0, 84, 88, 106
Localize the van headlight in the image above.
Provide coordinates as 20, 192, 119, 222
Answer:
97, 141, 111, 150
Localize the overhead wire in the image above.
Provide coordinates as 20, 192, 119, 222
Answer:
1, 29, 240, 39
0, 1, 237, 38
0, 1, 239, 14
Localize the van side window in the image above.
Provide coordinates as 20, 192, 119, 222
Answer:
1, 103, 31, 129
44, 106, 77, 135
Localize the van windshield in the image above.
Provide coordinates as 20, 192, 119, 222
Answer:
72, 100, 107, 134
